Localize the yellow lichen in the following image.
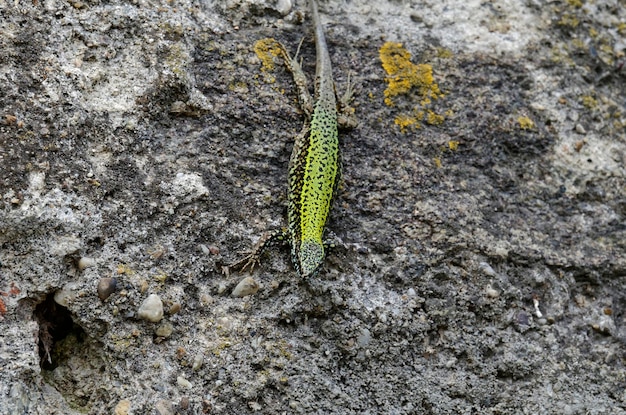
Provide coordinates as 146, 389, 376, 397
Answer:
253, 38, 284, 72
153, 273, 168, 283
558, 14, 579, 28
566, 0, 583, 8
618, 23, 626, 36
116, 264, 134, 275
599, 43, 614, 62
379, 42, 443, 107
426, 110, 444, 125
436, 47, 454, 59
448, 140, 459, 151
571, 38, 585, 50
433, 157, 442, 168
229, 81, 249, 94
517, 116, 535, 130
581, 95, 598, 109
211, 341, 232, 356
394, 114, 420, 133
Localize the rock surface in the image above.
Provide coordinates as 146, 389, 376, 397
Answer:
1, 0, 625, 413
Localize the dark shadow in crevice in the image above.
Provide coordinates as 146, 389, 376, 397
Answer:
33, 293, 85, 371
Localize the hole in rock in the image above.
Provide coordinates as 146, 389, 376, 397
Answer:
34, 293, 86, 371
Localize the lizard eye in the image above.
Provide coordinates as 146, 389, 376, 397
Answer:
299, 240, 324, 277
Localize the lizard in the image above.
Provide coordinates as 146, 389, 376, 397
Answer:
232, 0, 355, 279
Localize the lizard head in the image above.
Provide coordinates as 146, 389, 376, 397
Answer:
299, 239, 325, 278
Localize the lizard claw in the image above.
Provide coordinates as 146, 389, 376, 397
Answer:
229, 252, 260, 273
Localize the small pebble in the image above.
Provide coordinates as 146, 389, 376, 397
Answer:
179, 396, 190, 410
138, 294, 164, 322
231, 277, 259, 297
155, 400, 175, 415
516, 310, 530, 326
54, 287, 77, 307
78, 257, 96, 270
114, 400, 131, 415
168, 302, 181, 314
485, 285, 500, 298
575, 123, 586, 134
276, 0, 292, 16
192, 353, 204, 371
155, 322, 174, 338
357, 328, 372, 348
199, 293, 213, 306
217, 283, 228, 295
478, 262, 496, 277
177, 376, 193, 389
97, 277, 117, 301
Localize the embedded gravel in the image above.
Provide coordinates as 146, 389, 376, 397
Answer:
1, 0, 625, 414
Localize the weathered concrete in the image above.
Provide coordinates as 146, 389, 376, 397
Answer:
1, 0, 625, 413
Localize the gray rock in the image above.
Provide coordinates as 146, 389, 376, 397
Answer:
138, 294, 164, 323
231, 277, 260, 297
1, 0, 625, 413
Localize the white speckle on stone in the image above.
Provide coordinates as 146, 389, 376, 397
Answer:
276, 0, 292, 15
192, 353, 203, 371
177, 376, 192, 389
78, 257, 96, 270
49, 235, 82, 257
486, 285, 500, 298
155, 400, 174, 415
160, 172, 209, 205
478, 262, 496, 277
357, 328, 372, 348
28, 171, 46, 193
533, 297, 543, 318
138, 294, 164, 322
188, 88, 214, 112
217, 283, 228, 295
54, 286, 78, 307
231, 277, 259, 297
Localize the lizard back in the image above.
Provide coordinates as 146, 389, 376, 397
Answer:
287, 0, 340, 277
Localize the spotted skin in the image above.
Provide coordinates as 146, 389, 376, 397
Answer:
232, 0, 352, 278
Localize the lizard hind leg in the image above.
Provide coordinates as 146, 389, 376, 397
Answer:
229, 229, 288, 273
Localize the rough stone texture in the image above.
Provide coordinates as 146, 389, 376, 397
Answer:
1, 0, 625, 414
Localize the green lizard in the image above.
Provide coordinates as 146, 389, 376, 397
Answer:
233, 0, 355, 278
